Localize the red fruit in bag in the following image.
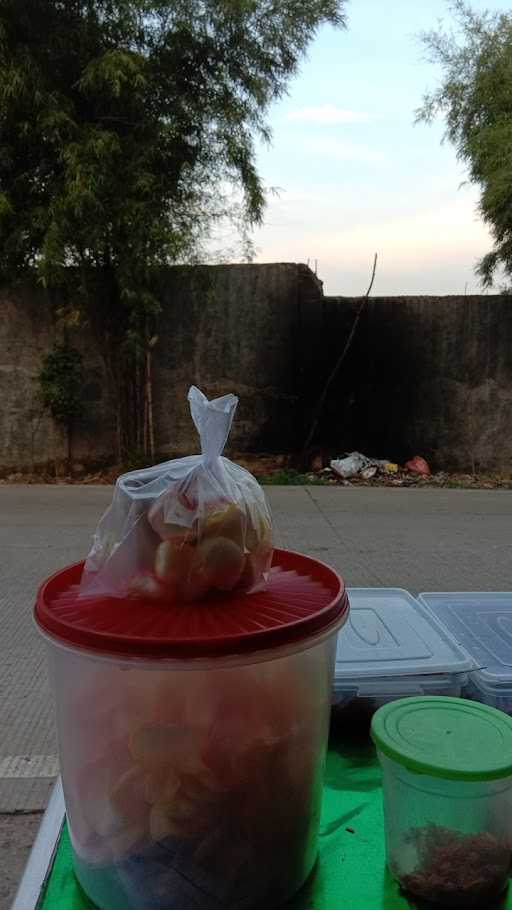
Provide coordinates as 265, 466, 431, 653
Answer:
405, 456, 431, 476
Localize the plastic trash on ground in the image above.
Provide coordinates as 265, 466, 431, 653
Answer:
404, 456, 431, 476
360, 466, 377, 480
330, 452, 372, 479
330, 452, 399, 480
380, 461, 399, 474
80, 387, 272, 603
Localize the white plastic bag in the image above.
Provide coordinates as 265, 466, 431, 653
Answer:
330, 452, 371, 479
81, 387, 273, 601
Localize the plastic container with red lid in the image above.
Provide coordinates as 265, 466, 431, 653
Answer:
36, 548, 348, 910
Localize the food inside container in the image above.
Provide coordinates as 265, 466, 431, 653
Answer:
372, 697, 512, 907
36, 550, 349, 910
331, 589, 472, 730
419, 592, 512, 714
398, 824, 510, 906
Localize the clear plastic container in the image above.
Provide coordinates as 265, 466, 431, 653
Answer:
464, 674, 512, 714
36, 551, 348, 910
332, 589, 472, 726
372, 697, 512, 907
419, 592, 512, 714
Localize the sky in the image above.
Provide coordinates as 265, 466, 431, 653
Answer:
250, 0, 505, 296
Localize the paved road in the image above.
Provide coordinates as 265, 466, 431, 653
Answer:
1, 484, 511, 906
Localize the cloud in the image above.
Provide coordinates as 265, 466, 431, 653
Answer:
287, 105, 378, 125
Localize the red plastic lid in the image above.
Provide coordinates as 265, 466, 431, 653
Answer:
35, 549, 347, 660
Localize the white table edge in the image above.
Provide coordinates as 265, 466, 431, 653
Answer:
11, 778, 65, 910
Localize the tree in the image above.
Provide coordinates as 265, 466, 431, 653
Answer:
0, 0, 346, 458
37, 342, 84, 464
418, 1, 512, 288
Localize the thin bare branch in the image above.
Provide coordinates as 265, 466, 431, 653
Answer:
302, 252, 378, 458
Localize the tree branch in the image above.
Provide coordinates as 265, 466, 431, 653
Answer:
302, 252, 378, 459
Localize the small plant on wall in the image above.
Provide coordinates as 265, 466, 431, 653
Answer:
37, 344, 84, 466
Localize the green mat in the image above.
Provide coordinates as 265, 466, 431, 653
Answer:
39, 734, 511, 910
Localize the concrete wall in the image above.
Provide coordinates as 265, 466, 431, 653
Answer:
315, 294, 512, 473
1, 268, 511, 474
0, 264, 318, 471
150, 263, 313, 455
0, 282, 116, 472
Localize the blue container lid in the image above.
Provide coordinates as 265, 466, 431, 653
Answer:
334, 589, 473, 692
418, 593, 512, 690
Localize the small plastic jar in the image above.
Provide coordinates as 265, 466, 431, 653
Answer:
371, 697, 512, 907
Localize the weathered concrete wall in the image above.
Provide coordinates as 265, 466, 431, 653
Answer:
0, 282, 116, 472
1, 268, 511, 474
0, 264, 318, 471
316, 294, 512, 473
150, 263, 312, 455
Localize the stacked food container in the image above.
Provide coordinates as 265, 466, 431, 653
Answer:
332, 588, 473, 721
335, 588, 512, 904
419, 592, 512, 713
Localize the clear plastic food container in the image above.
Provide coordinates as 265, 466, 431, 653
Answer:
331, 589, 472, 727
35, 549, 348, 910
372, 697, 512, 907
419, 592, 512, 714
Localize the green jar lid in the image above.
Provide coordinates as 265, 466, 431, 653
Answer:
371, 696, 512, 781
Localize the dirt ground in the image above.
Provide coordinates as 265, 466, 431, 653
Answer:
1, 452, 511, 490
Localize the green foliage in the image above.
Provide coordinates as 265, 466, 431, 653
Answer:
257, 468, 329, 486
0, 0, 346, 295
0, 0, 346, 453
37, 344, 84, 428
418, 1, 512, 286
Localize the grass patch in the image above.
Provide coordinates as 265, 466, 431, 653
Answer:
256, 469, 329, 486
